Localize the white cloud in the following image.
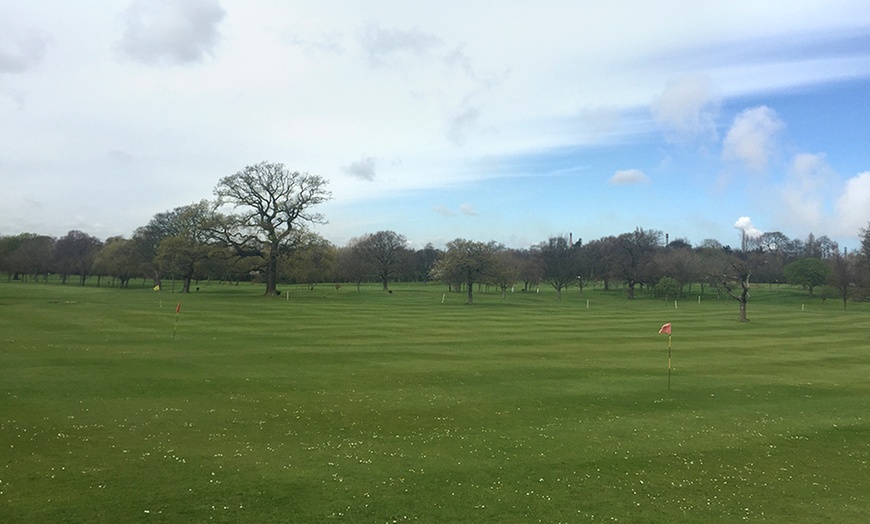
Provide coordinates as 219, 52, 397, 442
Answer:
448, 106, 481, 146
342, 157, 378, 181
610, 169, 650, 185
577, 106, 622, 144
835, 171, 870, 236
118, 0, 225, 65
779, 153, 836, 230
4, 1, 870, 248
651, 74, 720, 142
358, 23, 442, 67
0, 30, 49, 74
722, 106, 784, 171
432, 205, 454, 217
459, 203, 479, 216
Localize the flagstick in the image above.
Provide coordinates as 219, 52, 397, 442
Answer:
173, 302, 181, 340
667, 334, 672, 391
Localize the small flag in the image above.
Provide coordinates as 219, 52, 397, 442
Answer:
659, 322, 672, 335
173, 302, 182, 340
175, 302, 181, 314
153, 285, 161, 292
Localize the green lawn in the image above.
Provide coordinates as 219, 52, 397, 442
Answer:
1, 280, 869, 522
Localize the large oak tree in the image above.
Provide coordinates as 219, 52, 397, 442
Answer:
212, 162, 331, 296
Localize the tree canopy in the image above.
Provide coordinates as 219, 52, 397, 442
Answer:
783, 258, 830, 297
212, 162, 331, 296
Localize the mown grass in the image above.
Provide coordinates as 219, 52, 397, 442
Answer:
1, 280, 869, 522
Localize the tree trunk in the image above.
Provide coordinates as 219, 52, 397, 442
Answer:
466, 277, 474, 305
738, 299, 748, 322
265, 249, 279, 296
739, 277, 751, 322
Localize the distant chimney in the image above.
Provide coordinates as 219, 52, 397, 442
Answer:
569, 232, 573, 246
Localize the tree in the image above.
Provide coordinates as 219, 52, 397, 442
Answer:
93, 236, 138, 288
0, 234, 26, 280
336, 240, 373, 292
857, 223, 870, 297
356, 230, 407, 291
3, 234, 54, 281
827, 249, 856, 308
802, 233, 837, 259
583, 237, 618, 291
783, 258, 830, 298
487, 247, 520, 298
612, 228, 662, 299
281, 233, 335, 289
697, 245, 730, 297
699, 238, 724, 250
654, 246, 700, 297
719, 253, 755, 322
538, 235, 578, 300
413, 243, 441, 282
861, 223, 870, 262
515, 248, 544, 292
53, 230, 102, 285
153, 202, 214, 293
212, 161, 331, 296
656, 276, 681, 301
430, 239, 497, 304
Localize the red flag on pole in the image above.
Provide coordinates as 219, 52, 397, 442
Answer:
176, 302, 181, 314
658, 322, 671, 335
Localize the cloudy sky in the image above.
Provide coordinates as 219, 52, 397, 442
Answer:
3, 1, 870, 249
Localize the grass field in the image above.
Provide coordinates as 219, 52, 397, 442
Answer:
1, 280, 869, 522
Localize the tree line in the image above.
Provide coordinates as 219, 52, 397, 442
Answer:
3, 162, 870, 321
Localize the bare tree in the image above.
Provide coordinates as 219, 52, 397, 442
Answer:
827, 249, 856, 308
488, 247, 520, 298
720, 253, 755, 322
336, 239, 373, 292
212, 162, 331, 296
538, 235, 578, 300
654, 245, 700, 297
356, 230, 407, 291
612, 228, 662, 299
515, 248, 543, 292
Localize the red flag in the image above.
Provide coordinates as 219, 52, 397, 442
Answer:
175, 302, 181, 314
658, 322, 671, 335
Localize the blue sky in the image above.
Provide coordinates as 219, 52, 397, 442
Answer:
2, 1, 870, 250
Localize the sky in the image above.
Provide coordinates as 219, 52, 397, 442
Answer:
2, 1, 870, 250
